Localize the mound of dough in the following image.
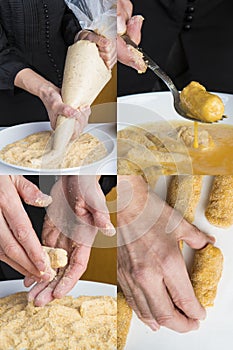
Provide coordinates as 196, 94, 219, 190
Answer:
0, 292, 117, 350
0, 131, 107, 169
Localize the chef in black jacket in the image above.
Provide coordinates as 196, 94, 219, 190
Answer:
118, 0, 233, 96
0, 1, 115, 127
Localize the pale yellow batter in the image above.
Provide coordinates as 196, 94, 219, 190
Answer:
0, 131, 107, 169
0, 292, 117, 350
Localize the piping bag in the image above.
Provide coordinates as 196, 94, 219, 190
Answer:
39, 0, 116, 168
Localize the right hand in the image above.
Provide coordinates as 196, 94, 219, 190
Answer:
40, 84, 91, 137
117, 175, 215, 333
117, 0, 146, 71
0, 176, 54, 282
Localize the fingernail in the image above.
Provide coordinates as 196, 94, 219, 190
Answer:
27, 293, 34, 302
208, 235, 216, 244
36, 261, 46, 272
24, 277, 35, 287
131, 15, 144, 23
148, 321, 159, 331
102, 223, 116, 236
35, 193, 52, 207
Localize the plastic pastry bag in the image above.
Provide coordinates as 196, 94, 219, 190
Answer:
64, 0, 116, 38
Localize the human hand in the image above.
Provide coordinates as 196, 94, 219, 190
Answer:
117, 176, 215, 333
39, 83, 91, 137
76, 30, 117, 69
26, 176, 115, 306
117, 0, 146, 71
0, 176, 53, 282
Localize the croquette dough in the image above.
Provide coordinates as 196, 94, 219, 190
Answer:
190, 244, 223, 307
0, 131, 107, 169
0, 292, 117, 350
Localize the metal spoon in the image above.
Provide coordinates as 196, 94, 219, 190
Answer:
122, 34, 226, 124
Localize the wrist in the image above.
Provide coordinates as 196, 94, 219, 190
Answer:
38, 82, 59, 102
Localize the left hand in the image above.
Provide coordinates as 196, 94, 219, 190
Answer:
25, 176, 115, 306
76, 30, 117, 69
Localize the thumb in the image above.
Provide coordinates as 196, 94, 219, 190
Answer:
93, 210, 116, 237
177, 222, 215, 250
126, 15, 144, 45
12, 176, 52, 207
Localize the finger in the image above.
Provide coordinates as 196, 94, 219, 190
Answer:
99, 51, 117, 69
126, 15, 144, 45
177, 222, 215, 249
80, 181, 116, 236
24, 276, 36, 288
117, 36, 147, 72
0, 245, 41, 283
42, 215, 60, 247
163, 251, 206, 320
138, 270, 200, 333
71, 108, 90, 139
118, 264, 159, 331
28, 275, 60, 306
0, 212, 43, 278
59, 104, 78, 118
93, 211, 116, 236
53, 245, 91, 299
117, 0, 133, 35
12, 176, 52, 207
84, 32, 110, 49
2, 191, 49, 276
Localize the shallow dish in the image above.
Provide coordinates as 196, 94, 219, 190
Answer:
118, 92, 233, 175
0, 122, 116, 174
0, 279, 116, 298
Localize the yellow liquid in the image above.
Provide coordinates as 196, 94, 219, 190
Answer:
193, 121, 199, 148
118, 121, 233, 175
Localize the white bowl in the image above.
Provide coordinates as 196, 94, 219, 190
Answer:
0, 122, 116, 174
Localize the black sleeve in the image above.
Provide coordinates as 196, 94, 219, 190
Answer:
0, 24, 30, 91
62, 6, 82, 46
99, 176, 117, 195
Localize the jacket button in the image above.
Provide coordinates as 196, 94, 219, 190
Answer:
43, 4, 48, 8
183, 24, 191, 31
45, 14, 49, 19
186, 6, 195, 13
44, 9, 48, 14
185, 15, 193, 22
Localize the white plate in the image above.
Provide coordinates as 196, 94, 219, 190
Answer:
117, 91, 233, 129
0, 122, 116, 174
125, 175, 233, 350
0, 279, 116, 298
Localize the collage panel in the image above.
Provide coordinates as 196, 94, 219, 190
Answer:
117, 0, 233, 350
0, 0, 118, 349
117, 175, 233, 349
0, 175, 117, 349
0, 0, 117, 175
